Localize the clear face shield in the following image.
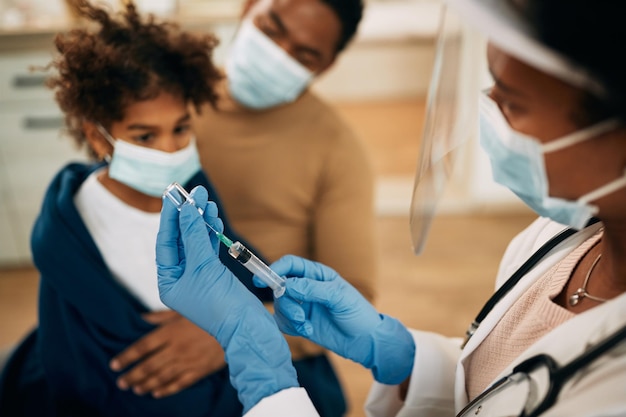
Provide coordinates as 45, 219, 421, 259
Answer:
409, 0, 603, 255
409, 6, 484, 255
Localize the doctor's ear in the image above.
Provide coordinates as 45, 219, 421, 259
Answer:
82, 121, 112, 162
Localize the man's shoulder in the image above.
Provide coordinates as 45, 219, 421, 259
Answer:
298, 89, 337, 115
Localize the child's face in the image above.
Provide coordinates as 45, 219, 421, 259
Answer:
108, 92, 192, 152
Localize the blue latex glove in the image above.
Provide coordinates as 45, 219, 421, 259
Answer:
156, 186, 299, 412
268, 255, 416, 385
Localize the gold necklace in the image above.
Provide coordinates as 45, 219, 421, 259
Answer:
568, 253, 608, 306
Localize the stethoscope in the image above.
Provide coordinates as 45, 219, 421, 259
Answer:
457, 322, 626, 417
457, 217, 626, 416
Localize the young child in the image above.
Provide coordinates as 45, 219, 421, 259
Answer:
0, 1, 272, 415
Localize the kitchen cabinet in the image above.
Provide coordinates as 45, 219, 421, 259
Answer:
0, 47, 87, 265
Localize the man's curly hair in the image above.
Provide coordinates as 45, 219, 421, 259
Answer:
48, 0, 222, 156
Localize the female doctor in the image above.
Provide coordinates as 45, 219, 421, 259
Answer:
155, 0, 626, 415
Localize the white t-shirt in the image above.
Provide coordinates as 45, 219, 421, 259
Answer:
74, 170, 167, 311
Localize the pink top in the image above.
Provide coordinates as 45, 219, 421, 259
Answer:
464, 228, 603, 400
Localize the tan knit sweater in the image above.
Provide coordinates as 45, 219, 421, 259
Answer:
465, 229, 603, 400
192, 79, 379, 359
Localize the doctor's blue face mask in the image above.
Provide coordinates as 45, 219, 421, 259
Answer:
97, 124, 201, 197
226, 19, 314, 110
479, 91, 626, 229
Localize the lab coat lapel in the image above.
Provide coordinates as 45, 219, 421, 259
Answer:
453, 223, 602, 410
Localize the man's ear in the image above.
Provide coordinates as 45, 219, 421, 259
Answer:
83, 121, 112, 161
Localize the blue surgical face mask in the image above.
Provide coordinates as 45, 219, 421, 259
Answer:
226, 19, 314, 110
479, 92, 625, 229
98, 125, 201, 197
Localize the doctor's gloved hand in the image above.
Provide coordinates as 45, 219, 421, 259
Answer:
156, 186, 299, 412
268, 255, 416, 385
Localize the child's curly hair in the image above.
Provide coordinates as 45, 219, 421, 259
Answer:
48, 0, 222, 156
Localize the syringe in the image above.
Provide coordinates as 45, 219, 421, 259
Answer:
163, 182, 233, 246
163, 182, 286, 298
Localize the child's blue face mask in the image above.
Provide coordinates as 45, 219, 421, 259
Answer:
479, 91, 625, 229
97, 125, 201, 197
226, 19, 314, 110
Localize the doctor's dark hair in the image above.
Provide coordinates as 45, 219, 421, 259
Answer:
526, 0, 626, 123
47, 0, 222, 154
320, 0, 363, 52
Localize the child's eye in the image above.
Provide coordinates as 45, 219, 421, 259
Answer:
174, 125, 191, 135
133, 133, 155, 143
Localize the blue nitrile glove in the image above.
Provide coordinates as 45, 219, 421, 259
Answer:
156, 186, 299, 412
267, 255, 416, 385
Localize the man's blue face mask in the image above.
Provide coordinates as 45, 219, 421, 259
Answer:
226, 19, 314, 110
479, 91, 625, 230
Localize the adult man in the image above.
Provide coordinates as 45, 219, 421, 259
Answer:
192, 0, 377, 415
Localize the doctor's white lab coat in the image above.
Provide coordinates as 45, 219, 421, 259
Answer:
246, 218, 626, 417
